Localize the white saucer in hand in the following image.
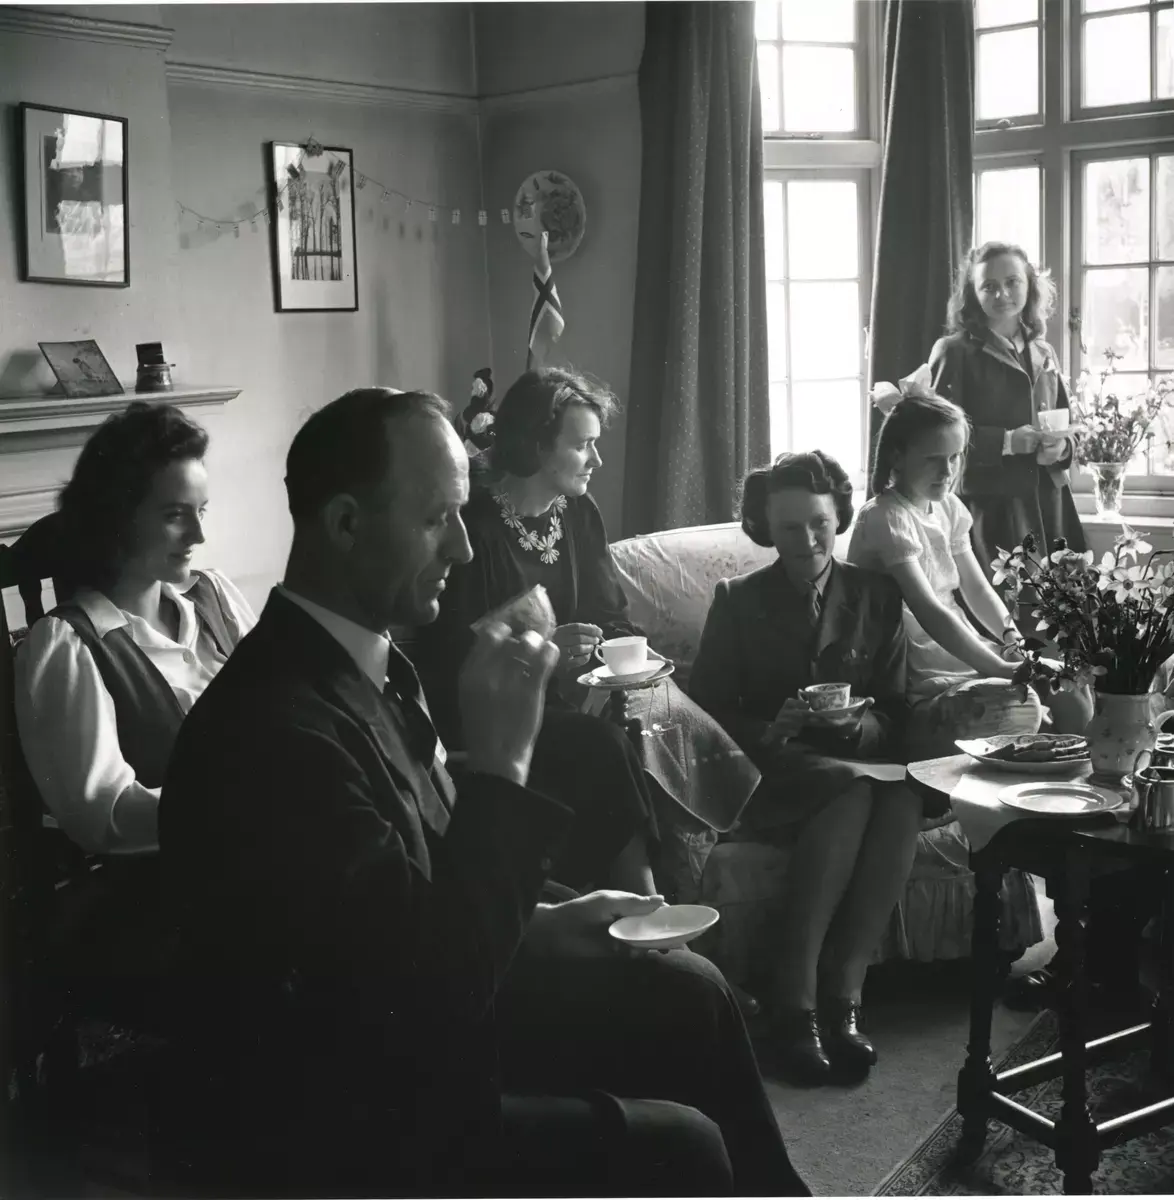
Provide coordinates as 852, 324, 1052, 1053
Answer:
804, 697, 868, 725
608, 904, 720, 951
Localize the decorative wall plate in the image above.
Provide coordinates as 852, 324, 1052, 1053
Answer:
513, 170, 586, 263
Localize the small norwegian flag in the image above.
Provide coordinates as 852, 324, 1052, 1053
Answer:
526, 230, 565, 370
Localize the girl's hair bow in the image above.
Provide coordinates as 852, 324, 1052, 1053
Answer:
869, 363, 936, 416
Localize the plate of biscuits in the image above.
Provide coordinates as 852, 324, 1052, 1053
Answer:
955, 733, 1091, 775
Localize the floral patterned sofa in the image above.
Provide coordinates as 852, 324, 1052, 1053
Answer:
608, 521, 1043, 988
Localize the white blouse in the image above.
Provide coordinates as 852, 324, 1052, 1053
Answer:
848, 490, 977, 700
14, 569, 257, 856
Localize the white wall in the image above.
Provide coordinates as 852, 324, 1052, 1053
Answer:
0, 2, 650, 612
0, 4, 490, 614
475, 2, 644, 536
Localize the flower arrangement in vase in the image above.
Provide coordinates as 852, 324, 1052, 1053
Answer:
991, 527, 1174, 774
1070, 350, 1173, 518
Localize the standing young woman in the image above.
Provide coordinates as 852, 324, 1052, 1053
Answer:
929, 241, 1086, 578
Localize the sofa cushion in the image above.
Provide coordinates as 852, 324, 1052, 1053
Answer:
609, 522, 852, 688
608, 523, 774, 688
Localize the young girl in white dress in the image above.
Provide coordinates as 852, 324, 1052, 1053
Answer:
847, 390, 1086, 757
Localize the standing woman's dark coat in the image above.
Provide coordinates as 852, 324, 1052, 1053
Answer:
929, 329, 1086, 574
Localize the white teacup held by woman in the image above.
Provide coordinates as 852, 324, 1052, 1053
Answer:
599, 635, 648, 676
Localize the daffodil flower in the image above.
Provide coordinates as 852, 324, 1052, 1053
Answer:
1114, 524, 1152, 558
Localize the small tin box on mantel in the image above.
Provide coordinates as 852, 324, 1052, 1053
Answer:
135, 342, 174, 393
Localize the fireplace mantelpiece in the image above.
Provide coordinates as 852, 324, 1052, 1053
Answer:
0, 385, 240, 439
0, 386, 241, 541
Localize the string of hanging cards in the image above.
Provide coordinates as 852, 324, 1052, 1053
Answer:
175, 136, 513, 236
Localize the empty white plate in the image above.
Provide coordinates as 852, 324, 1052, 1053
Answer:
998, 781, 1122, 817
608, 904, 720, 951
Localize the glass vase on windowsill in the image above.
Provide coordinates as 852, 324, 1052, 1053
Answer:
1087, 462, 1128, 519
1071, 351, 1173, 520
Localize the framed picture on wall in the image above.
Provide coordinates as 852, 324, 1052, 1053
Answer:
19, 102, 129, 287
267, 142, 358, 312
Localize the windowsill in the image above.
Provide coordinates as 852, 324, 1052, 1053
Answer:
1073, 492, 1174, 526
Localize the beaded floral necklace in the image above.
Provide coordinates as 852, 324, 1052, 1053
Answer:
492, 486, 568, 564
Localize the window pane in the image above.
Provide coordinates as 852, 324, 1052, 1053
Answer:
976, 0, 1037, 28
769, 381, 790, 458
764, 180, 786, 280
1157, 267, 1174, 370
780, 0, 854, 43
1158, 156, 1174, 260
755, 0, 778, 41
758, 43, 781, 133
1152, 377, 1174, 473
781, 46, 856, 132
1159, 7, 1174, 99
977, 166, 1041, 265
976, 28, 1039, 120
787, 180, 858, 279
767, 282, 788, 381
789, 282, 860, 379
1083, 268, 1151, 371
1084, 13, 1150, 107
1083, 0, 1139, 11
1084, 158, 1150, 264
791, 380, 863, 478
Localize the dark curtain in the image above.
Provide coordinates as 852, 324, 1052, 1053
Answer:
622, 2, 770, 537
867, 0, 975, 491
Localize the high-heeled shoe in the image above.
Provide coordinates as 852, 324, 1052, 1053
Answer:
819, 998, 877, 1071
773, 1007, 831, 1084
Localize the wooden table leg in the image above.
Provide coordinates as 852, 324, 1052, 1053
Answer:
957, 854, 1001, 1162
1051, 850, 1099, 1195
1152, 866, 1174, 1081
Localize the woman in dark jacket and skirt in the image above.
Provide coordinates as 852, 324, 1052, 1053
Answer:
929, 241, 1086, 578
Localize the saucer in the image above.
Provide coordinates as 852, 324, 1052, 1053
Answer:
608, 904, 720, 951
580, 651, 673, 689
804, 697, 867, 721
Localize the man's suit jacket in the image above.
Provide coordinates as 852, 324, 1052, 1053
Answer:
689, 558, 907, 795
160, 590, 571, 1152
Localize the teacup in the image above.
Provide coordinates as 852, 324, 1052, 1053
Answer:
801, 682, 851, 711
1037, 409, 1070, 433
600, 636, 648, 676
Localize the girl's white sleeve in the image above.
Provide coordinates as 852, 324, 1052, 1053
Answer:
14, 617, 159, 855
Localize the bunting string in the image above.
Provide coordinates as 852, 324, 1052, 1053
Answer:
176, 135, 510, 235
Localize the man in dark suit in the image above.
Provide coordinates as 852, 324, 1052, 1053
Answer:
160, 388, 806, 1197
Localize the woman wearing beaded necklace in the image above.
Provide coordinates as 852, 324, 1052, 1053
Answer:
415, 368, 760, 904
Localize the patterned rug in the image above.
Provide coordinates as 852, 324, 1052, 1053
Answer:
875, 1010, 1174, 1195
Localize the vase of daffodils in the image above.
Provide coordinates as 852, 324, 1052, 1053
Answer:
1071, 350, 1173, 518
991, 526, 1174, 776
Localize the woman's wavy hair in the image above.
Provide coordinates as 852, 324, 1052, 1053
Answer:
486, 367, 618, 478
740, 450, 855, 547
58, 401, 209, 590
869, 395, 970, 495
947, 240, 1057, 340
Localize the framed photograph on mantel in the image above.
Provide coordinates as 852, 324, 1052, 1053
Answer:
19, 102, 129, 287
268, 141, 358, 313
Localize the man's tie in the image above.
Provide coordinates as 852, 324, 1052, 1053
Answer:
383, 649, 452, 835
